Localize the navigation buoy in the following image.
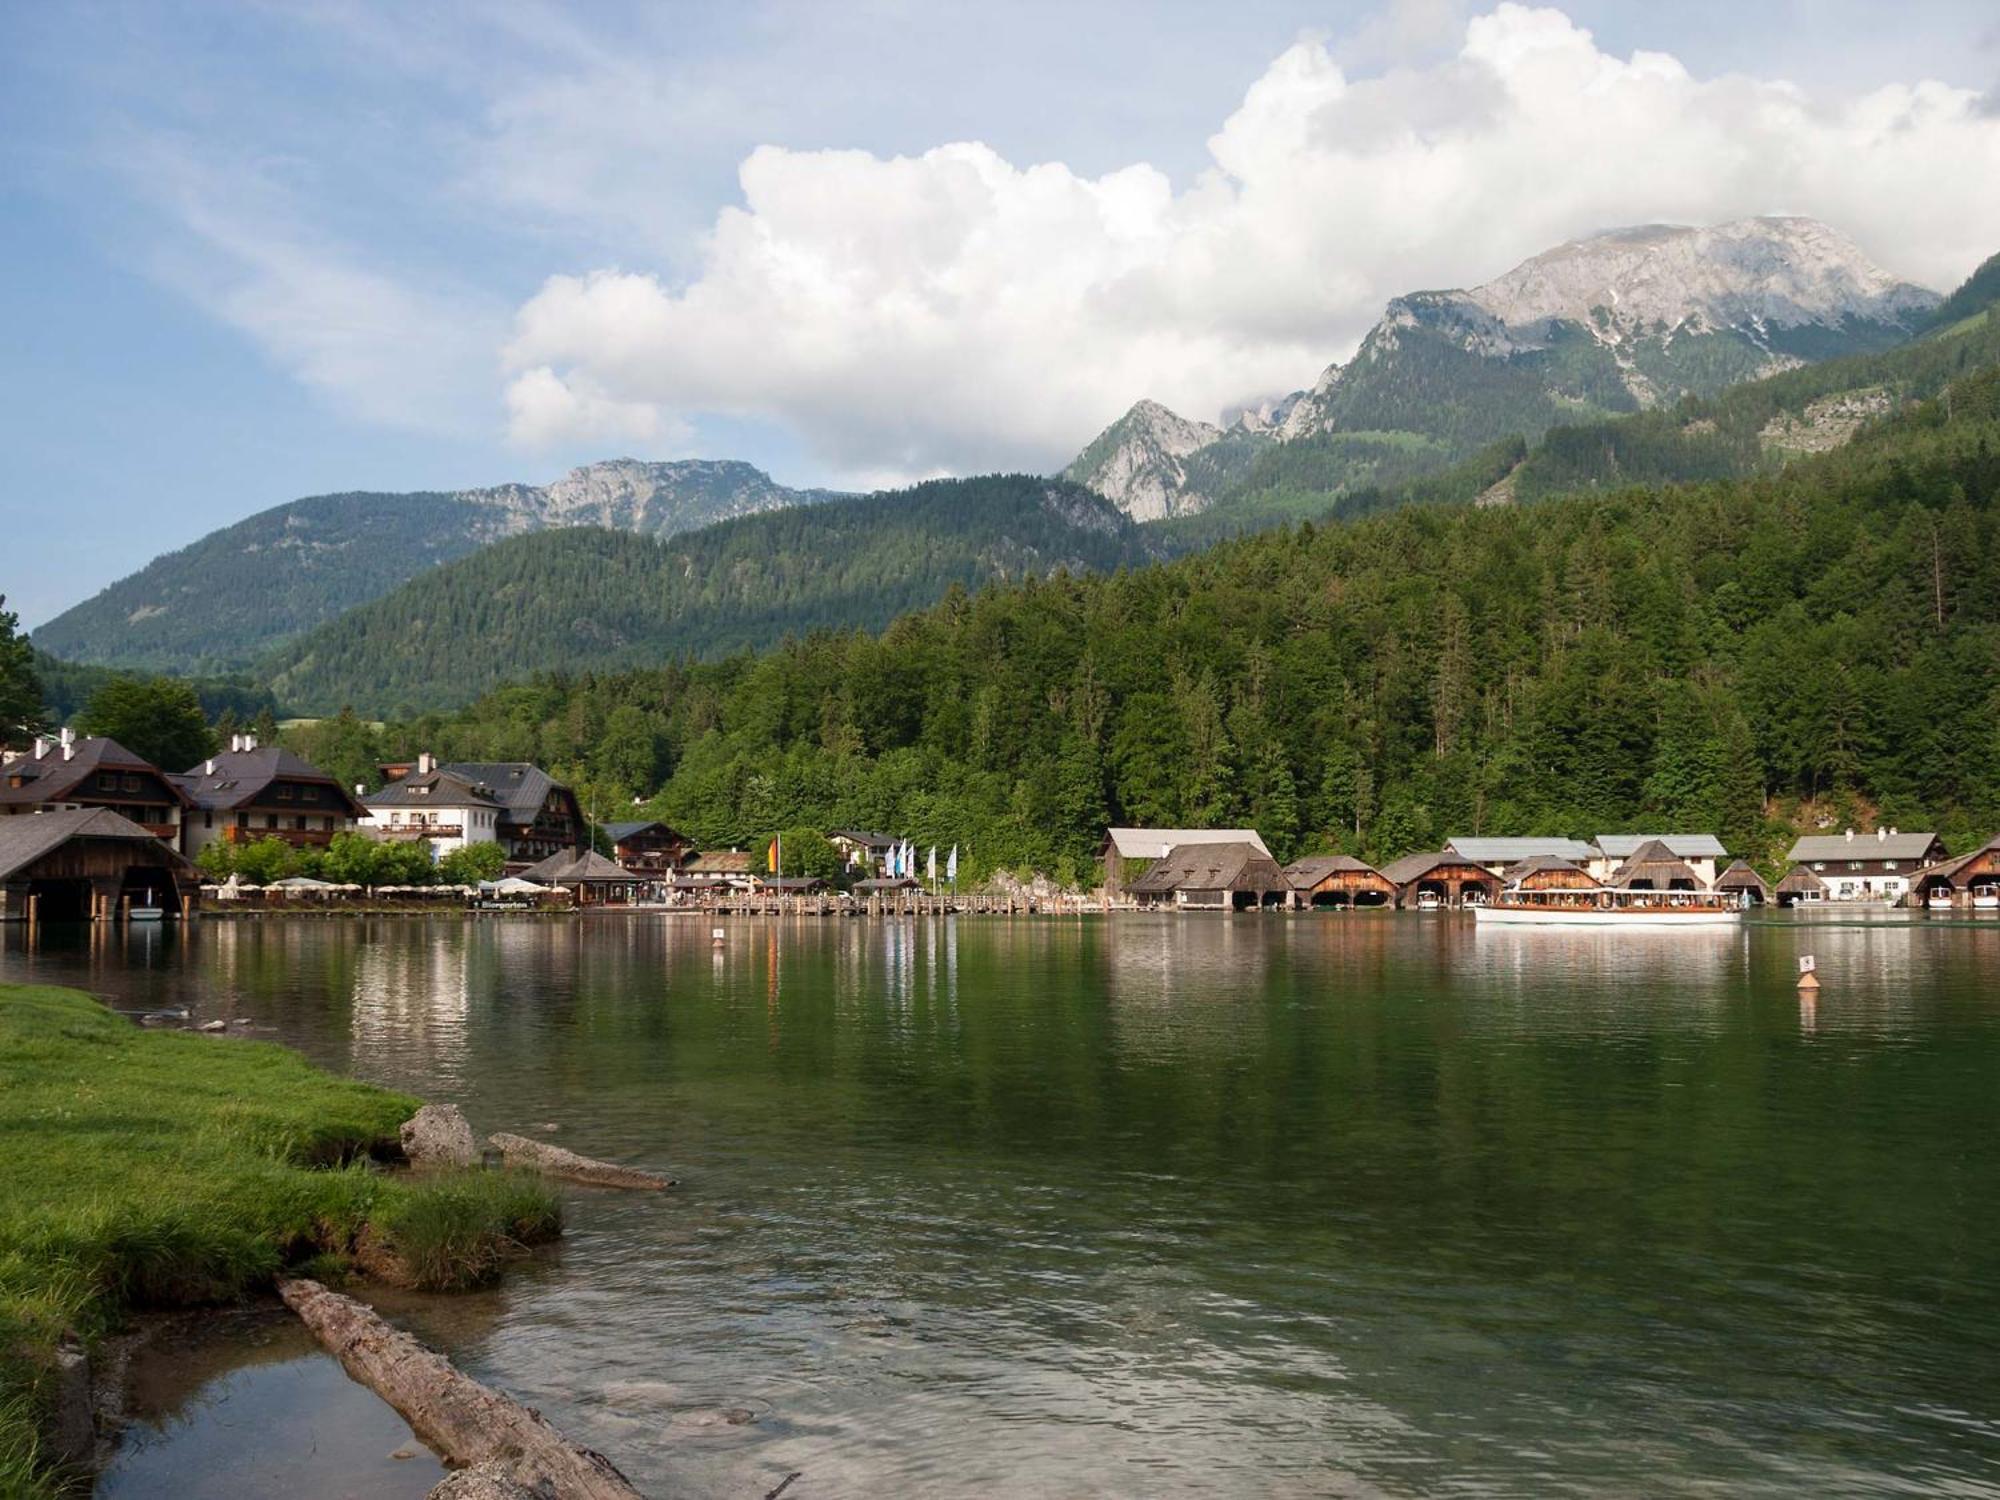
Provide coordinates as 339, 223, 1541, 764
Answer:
712, 926, 726, 950
1797, 954, 1820, 991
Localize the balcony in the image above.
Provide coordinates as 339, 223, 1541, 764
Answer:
223, 825, 339, 848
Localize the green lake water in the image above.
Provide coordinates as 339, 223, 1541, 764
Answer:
6, 912, 1999, 1497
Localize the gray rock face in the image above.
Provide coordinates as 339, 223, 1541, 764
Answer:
400, 1105, 478, 1168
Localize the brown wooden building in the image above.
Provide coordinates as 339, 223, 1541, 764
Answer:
1129, 841, 1289, 910
1910, 837, 2000, 907
1379, 851, 1499, 909
1715, 861, 1773, 906
173, 737, 366, 857
1285, 855, 1395, 908
603, 820, 694, 874
0, 807, 200, 922
0, 732, 189, 843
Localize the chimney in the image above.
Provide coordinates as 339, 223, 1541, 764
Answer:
205, 759, 215, 775
32, 736, 47, 761
1889, 826, 1899, 837
60, 727, 74, 761
243, 731, 257, 751
1844, 828, 1854, 842
354, 783, 366, 797
1877, 827, 1887, 843
417, 751, 435, 775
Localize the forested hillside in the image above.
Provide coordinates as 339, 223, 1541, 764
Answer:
285, 362, 2000, 884
265, 476, 1152, 715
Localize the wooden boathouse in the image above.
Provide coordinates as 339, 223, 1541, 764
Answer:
1379, 851, 1499, 909
1284, 855, 1395, 908
0, 807, 200, 922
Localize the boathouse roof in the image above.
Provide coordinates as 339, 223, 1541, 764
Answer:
0, 806, 195, 882
1283, 854, 1389, 890
1593, 834, 1727, 860
1444, 836, 1594, 864
1714, 860, 1773, 896
1104, 827, 1272, 862
1786, 830, 1944, 863
1131, 841, 1287, 895
518, 850, 635, 886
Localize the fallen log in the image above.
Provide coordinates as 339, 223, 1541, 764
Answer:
430, 1462, 543, 1499
277, 1278, 644, 1500
488, 1133, 675, 1190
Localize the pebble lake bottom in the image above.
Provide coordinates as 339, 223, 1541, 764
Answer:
8, 911, 1999, 1499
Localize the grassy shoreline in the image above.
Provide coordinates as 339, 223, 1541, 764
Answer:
0, 984, 559, 1496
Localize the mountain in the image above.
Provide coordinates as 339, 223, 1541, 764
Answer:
31, 459, 847, 675
323, 345, 2000, 880
1068, 217, 1941, 520
262, 475, 1152, 716
1060, 400, 1267, 519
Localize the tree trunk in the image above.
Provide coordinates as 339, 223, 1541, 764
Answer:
278, 1278, 645, 1500
488, 1133, 674, 1190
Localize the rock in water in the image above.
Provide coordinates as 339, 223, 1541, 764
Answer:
487, 1133, 674, 1190
401, 1104, 478, 1168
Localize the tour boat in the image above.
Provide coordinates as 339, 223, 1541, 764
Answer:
1475, 887, 1743, 928
130, 887, 165, 922
1928, 889, 1957, 911
1974, 884, 1999, 912
1414, 890, 1443, 911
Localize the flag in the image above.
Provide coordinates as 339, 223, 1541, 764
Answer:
927, 845, 937, 883
947, 845, 958, 882
767, 837, 780, 874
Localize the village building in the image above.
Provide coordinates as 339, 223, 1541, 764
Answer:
1284, 855, 1396, 909
1100, 828, 1273, 902
0, 731, 188, 843
1714, 861, 1774, 907
0, 806, 200, 922
1587, 835, 1727, 887
172, 735, 366, 858
602, 819, 694, 875
363, 762, 505, 857
829, 830, 898, 874
668, 850, 761, 895
368, 755, 584, 867
1603, 839, 1706, 892
1379, 851, 1501, 909
1784, 829, 1946, 903
1775, 866, 1829, 907
1908, 836, 2000, 909
853, 874, 921, 896
518, 849, 641, 906
1128, 841, 1288, 911
1443, 837, 1595, 880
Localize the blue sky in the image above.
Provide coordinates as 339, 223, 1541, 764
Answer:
4, 0, 1999, 630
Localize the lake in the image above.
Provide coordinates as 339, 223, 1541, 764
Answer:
7, 912, 2000, 1498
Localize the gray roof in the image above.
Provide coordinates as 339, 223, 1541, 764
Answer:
1787, 831, 1943, 863
518, 850, 635, 885
604, 819, 682, 844
438, 762, 572, 825
1508, 855, 1600, 885
1606, 840, 1703, 887
0, 737, 189, 809
364, 769, 503, 810
1445, 836, 1595, 864
1106, 827, 1272, 861
854, 876, 920, 891
1776, 865, 1827, 893
1715, 860, 1774, 893
0, 807, 193, 880
1593, 834, 1727, 860
173, 746, 365, 816
829, 829, 897, 849
1130, 841, 1286, 894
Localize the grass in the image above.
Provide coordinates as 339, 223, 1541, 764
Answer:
0, 984, 561, 1497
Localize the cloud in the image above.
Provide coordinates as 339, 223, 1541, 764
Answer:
500, 4, 2000, 476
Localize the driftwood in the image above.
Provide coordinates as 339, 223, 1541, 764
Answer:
488, 1133, 674, 1190
277, 1278, 643, 1500
430, 1462, 545, 1499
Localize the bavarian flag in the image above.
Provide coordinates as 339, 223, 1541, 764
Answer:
767, 837, 781, 874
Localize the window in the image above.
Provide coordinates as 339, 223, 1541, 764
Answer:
299, 785, 319, 802
123, 774, 142, 792
1812, 862, 1826, 872
1885, 861, 1898, 871
1848, 861, 1862, 872
97, 773, 119, 791
276, 785, 294, 801
204, 812, 213, 828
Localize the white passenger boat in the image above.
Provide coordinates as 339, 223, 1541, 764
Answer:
1973, 884, 1999, 911
1928, 890, 1956, 911
1474, 887, 1743, 928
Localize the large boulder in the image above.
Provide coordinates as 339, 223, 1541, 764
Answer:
400, 1104, 477, 1168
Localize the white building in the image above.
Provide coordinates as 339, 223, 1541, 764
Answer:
1785, 828, 1947, 903
360, 755, 503, 857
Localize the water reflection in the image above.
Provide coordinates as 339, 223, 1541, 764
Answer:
7, 913, 2000, 1497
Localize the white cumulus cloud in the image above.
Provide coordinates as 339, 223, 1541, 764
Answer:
503, 3, 2000, 476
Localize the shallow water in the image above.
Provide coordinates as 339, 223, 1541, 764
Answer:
9, 911, 2000, 1497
